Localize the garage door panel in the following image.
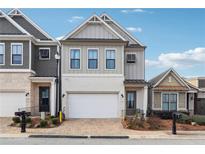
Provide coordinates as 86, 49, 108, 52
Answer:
67, 94, 119, 118
0, 92, 26, 117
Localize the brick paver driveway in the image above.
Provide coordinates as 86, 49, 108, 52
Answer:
0, 118, 159, 136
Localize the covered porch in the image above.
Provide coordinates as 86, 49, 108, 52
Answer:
123, 80, 148, 117
30, 77, 57, 116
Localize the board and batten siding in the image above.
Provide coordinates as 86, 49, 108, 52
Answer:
124, 48, 145, 80
153, 92, 161, 109
62, 43, 124, 74
70, 23, 119, 39
179, 92, 186, 109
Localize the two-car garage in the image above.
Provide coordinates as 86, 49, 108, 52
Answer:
0, 92, 26, 117
66, 93, 119, 118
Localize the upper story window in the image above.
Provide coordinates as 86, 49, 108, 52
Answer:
70, 49, 80, 69
11, 43, 23, 65
88, 49, 98, 69
39, 48, 50, 60
106, 49, 116, 69
127, 54, 136, 63
0, 43, 5, 65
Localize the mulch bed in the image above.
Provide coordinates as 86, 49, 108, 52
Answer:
122, 117, 205, 131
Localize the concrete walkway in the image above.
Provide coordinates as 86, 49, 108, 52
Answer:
1, 118, 205, 139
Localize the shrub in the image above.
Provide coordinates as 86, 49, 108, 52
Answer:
146, 117, 161, 130
12, 117, 20, 123
192, 115, 205, 125
176, 113, 192, 124
126, 116, 145, 129
50, 115, 55, 119
26, 117, 32, 123
40, 120, 48, 128
51, 118, 59, 125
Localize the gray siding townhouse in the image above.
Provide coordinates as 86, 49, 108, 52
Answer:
186, 77, 205, 115
0, 9, 60, 117
60, 14, 148, 119
148, 68, 200, 116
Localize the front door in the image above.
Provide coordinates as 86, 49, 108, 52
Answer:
39, 87, 50, 112
126, 91, 136, 115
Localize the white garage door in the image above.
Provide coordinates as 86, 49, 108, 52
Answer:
0, 92, 26, 117
67, 93, 119, 118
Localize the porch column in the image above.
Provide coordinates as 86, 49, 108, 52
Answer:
50, 79, 56, 116
143, 85, 148, 117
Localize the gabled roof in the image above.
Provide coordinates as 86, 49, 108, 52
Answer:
100, 13, 145, 47
8, 9, 56, 41
149, 68, 190, 89
62, 14, 126, 41
0, 9, 31, 36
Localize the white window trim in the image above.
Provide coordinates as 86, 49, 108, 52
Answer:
87, 48, 99, 70
69, 48, 81, 70
104, 48, 117, 71
10, 43, 23, 65
0, 43, 5, 65
39, 48, 50, 60
161, 92, 179, 111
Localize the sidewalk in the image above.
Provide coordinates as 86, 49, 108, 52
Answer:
2, 131, 205, 140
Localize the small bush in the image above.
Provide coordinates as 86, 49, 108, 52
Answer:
126, 116, 145, 129
40, 120, 48, 128
51, 118, 59, 125
50, 115, 55, 119
147, 117, 161, 130
26, 117, 32, 123
12, 117, 20, 123
176, 113, 192, 124
192, 115, 205, 125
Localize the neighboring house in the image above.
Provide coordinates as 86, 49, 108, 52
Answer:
60, 14, 147, 119
186, 77, 205, 115
148, 68, 199, 115
0, 9, 60, 117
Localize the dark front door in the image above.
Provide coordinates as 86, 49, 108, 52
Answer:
39, 87, 50, 112
126, 91, 136, 115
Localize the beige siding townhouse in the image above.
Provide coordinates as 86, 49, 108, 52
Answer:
60, 14, 148, 119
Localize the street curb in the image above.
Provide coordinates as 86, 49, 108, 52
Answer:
29, 135, 88, 138
90, 136, 129, 139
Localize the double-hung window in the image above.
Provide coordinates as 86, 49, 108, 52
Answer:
106, 49, 116, 69
70, 49, 80, 69
88, 49, 98, 69
11, 43, 23, 65
0, 43, 5, 65
162, 93, 177, 111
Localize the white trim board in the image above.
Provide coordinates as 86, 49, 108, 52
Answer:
0, 10, 31, 36
0, 69, 36, 74
0, 43, 5, 65
153, 68, 190, 89
62, 14, 126, 41
100, 13, 145, 47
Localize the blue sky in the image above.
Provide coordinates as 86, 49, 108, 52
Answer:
3, 8, 205, 79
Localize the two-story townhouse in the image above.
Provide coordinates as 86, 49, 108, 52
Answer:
0, 9, 60, 117
60, 14, 147, 119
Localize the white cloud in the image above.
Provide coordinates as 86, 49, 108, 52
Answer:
68, 16, 84, 23
126, 27, 142, 33
56, 35, 64, 40
145, 48, 205, 69
121, 9, 152, 14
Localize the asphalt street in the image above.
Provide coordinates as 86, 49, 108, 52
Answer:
1, 137, 205, 145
